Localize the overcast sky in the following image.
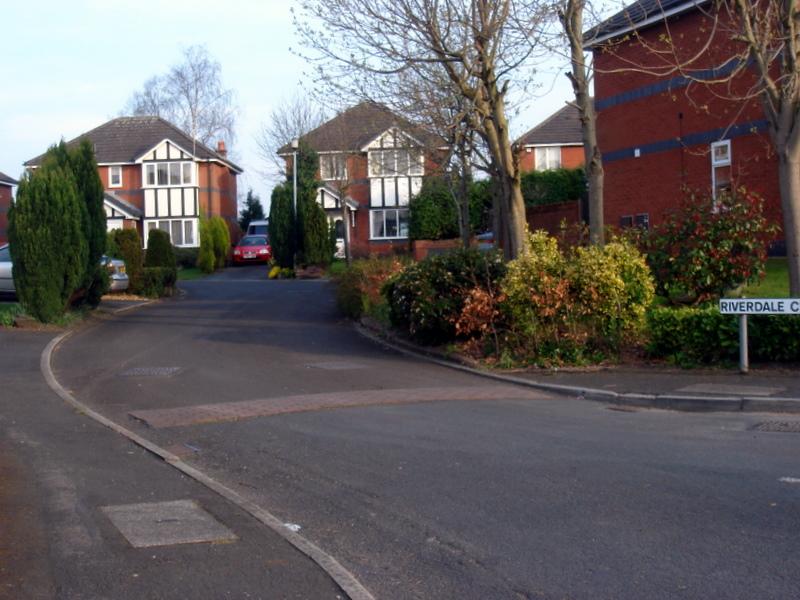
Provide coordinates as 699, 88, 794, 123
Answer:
1, 0, 575, 205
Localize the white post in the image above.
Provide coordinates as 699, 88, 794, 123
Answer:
291, 138, 299, 270
739, 314, 749, 374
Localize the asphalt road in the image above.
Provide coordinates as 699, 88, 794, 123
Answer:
53, 266, 800, 599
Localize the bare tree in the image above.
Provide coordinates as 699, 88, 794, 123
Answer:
295, 0, 550, 260
255, 92, 329, 183
558, 0, 605, 246
125, 45, 237, 148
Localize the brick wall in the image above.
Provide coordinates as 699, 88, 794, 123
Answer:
526, 201, 582, 238
593, 9, 781, 234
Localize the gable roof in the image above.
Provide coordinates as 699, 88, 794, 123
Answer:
0, 171, 18, 187
24, 116, 242, 173
517, 104, 583, 146
585, 0, 707, 46
104, 191, 142, 219
278, 101, 440, 154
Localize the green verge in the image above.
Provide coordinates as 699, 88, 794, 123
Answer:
177, 267, 207, 281
0, 303, 22, 327
742, 258, 790, 298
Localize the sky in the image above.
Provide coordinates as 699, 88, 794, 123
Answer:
0, 0, 576, 207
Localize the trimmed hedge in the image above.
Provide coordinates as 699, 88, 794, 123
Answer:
647, 306, 800, 365
521, 168, 585, 207
140, 266, 177, 298
112, 229, 143, 293
174, 247, 199, 269
145, 229, 177, 269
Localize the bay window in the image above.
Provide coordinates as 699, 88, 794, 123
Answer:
370, 208, 409, 239
146, 218, 198, 247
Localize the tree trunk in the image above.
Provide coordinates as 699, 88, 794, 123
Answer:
459, 152, 471, 250
777, 150, 800, 295
341, 201, 352, 266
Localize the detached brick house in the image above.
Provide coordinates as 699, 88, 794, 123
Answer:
516, 104, 584, 172
24, 116, 242, 248
0, 172, 18, 245
279, 102, 440, 257
587, 0, 783, 239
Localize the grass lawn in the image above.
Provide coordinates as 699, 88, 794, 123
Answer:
742, 258, 790, 297
327, 259, 347, 277
0, 302, 22, 327
177, 267, 206, 281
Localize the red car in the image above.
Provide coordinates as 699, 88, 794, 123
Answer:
232, 235, 272, 264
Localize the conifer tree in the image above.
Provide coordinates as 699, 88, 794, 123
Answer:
268, 184, 295, 268
238, 189, 265, 231
8, 164, 87, 322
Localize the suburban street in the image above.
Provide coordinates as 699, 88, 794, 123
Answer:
21, 266, 795, 599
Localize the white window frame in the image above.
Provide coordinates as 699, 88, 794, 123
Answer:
108, 165, 123, 188
143, 161, 196, 188
534, 146, 562, 171
369, 208, 409, 240
711, 140, 732, 200
368, 149, 424, 178
320, 154, 348, 181
144, 218, 198, 248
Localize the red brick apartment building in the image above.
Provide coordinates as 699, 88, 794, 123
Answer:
24, 116, 242, 247
0, 172, 18, 245
279, 102, 440, 257
588, 0, 783, 243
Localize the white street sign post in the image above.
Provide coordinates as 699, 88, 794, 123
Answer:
719, 298, 800, 373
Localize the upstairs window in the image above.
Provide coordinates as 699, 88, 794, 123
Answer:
535, 147, 562, 171
320, 154, 347, 180
711, 140, 731, 199
144, 161, 194, 187
368, 149, 423, 177
109, 166, 122, 188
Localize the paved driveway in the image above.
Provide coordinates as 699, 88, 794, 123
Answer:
53, 266, 800, 600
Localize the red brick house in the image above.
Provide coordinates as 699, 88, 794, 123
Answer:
516, 104, 584, 173
279, 102, 440, 257
24, 116, 242, 247
0, 172, 18, 245
587, 0, 782, 240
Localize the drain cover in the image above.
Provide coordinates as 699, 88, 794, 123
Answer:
101, 499, 237, 547
120, 367, 182, 377
751, 421, 800, 433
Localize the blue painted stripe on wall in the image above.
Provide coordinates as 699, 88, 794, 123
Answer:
603, 119, 769, 163
595, 58, 742, 111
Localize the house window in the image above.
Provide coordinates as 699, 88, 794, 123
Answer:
146, 218, 198, 247
535, 147, 562, 170
711, 140, 731, 198
370, 208, 409, 239
368, 149, 423, 177
320, 154, 347, 180
109, 166, 122, 188
144, 161, 194, 187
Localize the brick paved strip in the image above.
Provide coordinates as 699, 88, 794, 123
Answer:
129, 385, 548, 429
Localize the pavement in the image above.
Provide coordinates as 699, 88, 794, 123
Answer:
0, 327, 346, 599
358, 324, 800, 414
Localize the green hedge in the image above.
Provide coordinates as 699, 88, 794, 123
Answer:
521, 168, 585, 207
140, 266, 177, 298
174, 247, 199, 269
647, 306, 800, 365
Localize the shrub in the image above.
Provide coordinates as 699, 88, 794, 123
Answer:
385, 249, 506, 344
500, 232, 654, 363
196, 218, 216, 274
112, 228, 143, 294
8, 165, 87, 322
106, 232, 122, 259
301, 199, 332, 266
268, 184, 295, 268
647, 306, 800, 365
145, 229, 177, 268
174, 247, 199, 269
210, 216, 231, 268
140, 267, 177, 298
643, 188, 777, 303
334, 256, 409, 321
409, 178, 460, 241
521, 168, 585, 206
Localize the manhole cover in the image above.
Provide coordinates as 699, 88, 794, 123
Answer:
101, 499, 237, 547
751, 421, 800, 433
306, 361, 367, 370
119, 367, 182, 377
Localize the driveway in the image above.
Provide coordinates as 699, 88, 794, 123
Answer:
52, 266, 800, 599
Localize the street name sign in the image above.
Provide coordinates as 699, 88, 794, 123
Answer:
719, 298, 800, 315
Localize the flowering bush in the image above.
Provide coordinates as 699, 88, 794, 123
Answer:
644, 188, 777, 303
334, 255, 408, 320
384, 249, 506, 344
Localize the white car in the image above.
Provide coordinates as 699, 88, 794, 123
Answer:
0, 244, 129, 294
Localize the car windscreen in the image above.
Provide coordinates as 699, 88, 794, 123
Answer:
0, 246, 10, 261
239, 236, 267, 246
